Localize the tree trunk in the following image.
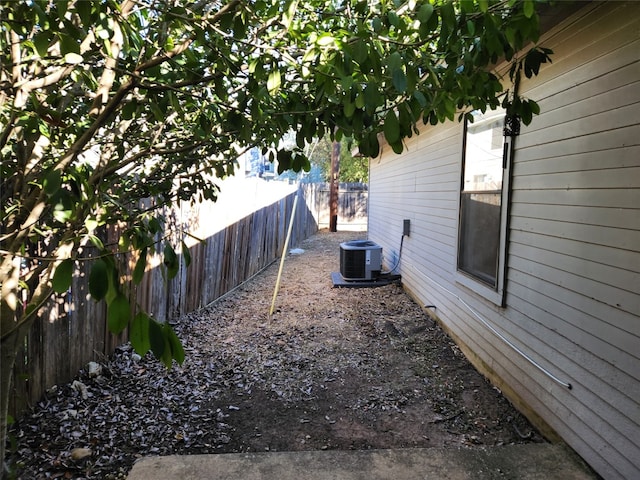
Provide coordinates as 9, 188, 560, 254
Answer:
0, 318, 22, 479
329, 139, 340, 232
1, 275, 38, 479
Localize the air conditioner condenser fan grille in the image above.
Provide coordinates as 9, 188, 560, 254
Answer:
341, 249, 366, 279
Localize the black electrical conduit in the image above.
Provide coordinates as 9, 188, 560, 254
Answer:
382, 234, 405, 275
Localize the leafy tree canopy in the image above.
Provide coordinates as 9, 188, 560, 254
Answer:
300, 137, 368, 183
0, 0, 552, 465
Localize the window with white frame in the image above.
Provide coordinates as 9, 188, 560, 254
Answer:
457, 108, 511, 305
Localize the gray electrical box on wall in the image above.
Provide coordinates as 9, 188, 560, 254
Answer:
403, 219, 411, 236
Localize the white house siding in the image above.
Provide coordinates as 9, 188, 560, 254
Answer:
367, 2, 640, 479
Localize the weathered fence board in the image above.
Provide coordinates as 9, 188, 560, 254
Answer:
304, 182, 368, 230
8, 185, 320, 419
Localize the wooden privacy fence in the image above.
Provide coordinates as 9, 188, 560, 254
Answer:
9, 185, 318, 419
304, 182, 368, 230
138, 185, 318, 321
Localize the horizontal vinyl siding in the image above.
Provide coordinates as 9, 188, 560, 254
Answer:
509, 230, 638, 281
509, 242, 639, 313
369, 121, 461, 274
508, 2, 640, 478
369, 2, 640, 479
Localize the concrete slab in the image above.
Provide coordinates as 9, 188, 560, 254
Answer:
127, 443, 599, 480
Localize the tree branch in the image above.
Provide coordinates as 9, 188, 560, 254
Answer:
89, 0, 135, 116
91, 140, 209, 186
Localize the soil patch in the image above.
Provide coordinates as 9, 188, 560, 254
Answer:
6, 231, 543, 479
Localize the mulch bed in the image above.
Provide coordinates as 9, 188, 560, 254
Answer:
5, 231, 542, 479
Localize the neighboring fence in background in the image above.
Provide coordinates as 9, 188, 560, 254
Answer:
9, 185, 318, 419
304, 182, 368, 231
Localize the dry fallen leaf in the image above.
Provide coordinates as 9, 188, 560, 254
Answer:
70, 447, 92, 461
6, 231, 542, 479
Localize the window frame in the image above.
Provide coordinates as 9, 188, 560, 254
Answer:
455, 109, 513, 307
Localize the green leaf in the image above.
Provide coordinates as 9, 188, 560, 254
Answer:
149, 319, 165, 358
85, 218, 99, 233
412, 89, 427, 106
363, 83, 381, 112
166, 324, 185, 365
181, 241, 191, 268
88, 234, 104, 250
316, 34, 335, 46
372, 17, 382, 33
52, 259, 73, 293
387, 52, 402, 71
398, 102, 413, 135
148, 216, 161, 234
523, 0, 535, 19
33, 31, 51, 57
38, 120, 50, 137
161, 336, 173, 368
107, 292, 130, 334
58, 33, 80, 55
267, 70, 281, 95
132, 247, 147, 284
276, 149, 293, 173
343, 100, 356, 118
57, 0, 69, 18
417, 3, 434, 23
163, 243, 179, 279
43, 170, 62, 196
89, 258, 109, 301
76, 0, 92, 27
529, 99, 540, 115
392, 68, 407, 93
130, 312, 151, 355
53, 201, 73, 223
390, 140, 404, 154
504, 26, 517, 48
121, 100, 138, 120
351, 39, 368, 64
523, 47, 552, 79
164, 35, 175, 51
357, 131, 379, 159
383, 110, 400, 144
150, 102, 164, 121
387, 11, 399, 28
519, 99, 536, 125
118, 235, 129, 252
282, 0, 297, 29
441, 96, 456, 121
105, 258, 120, 305
460, 0, 474, 14
440, 2, 456, 30
467, 20, 476, 36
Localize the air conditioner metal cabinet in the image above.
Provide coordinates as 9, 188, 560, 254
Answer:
340, 240, 383, 281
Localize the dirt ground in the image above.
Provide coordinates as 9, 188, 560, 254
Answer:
6, 231, 543, 479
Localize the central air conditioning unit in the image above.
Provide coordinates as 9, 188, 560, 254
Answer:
340, 240, 382, 281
